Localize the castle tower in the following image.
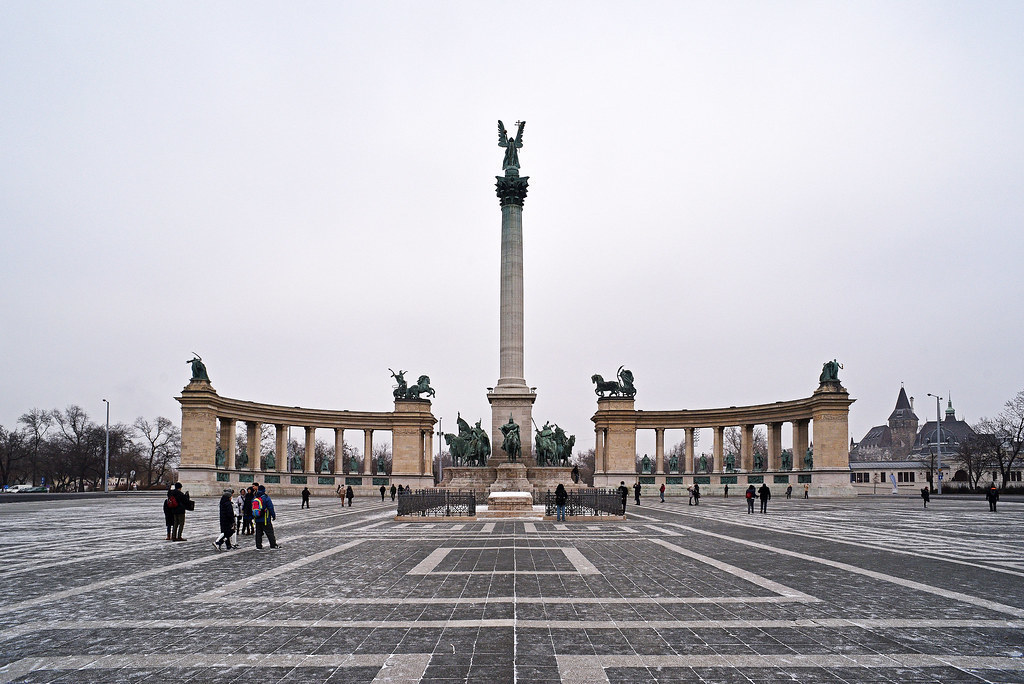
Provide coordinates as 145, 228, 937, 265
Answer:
888, 386, 919, 460
487, 120, 536, 462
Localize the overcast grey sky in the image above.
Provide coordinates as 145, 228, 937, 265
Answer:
3, 1, 1022, 454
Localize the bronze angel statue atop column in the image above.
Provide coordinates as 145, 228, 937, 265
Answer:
498, 120, 525, 172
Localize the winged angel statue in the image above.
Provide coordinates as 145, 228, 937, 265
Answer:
498, 120, 526, 172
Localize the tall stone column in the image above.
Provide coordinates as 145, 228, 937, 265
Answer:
793, 420, 810, 469
767, 422, 783, 470
304, 426, 315, 473
712, 427, 724, 472
655, 429, 665, 474
247, 421, 261, 472
487, 166, 536, 462
684, 427, 695, 474
741, 424, 755, 471
363, 430, 373, 476
275, 425, 287, 473
222, 418, 236, 470
334, 428, 345, 475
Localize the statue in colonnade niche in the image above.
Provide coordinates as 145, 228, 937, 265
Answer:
698, 454, 708, 473
237, 446, 248, 469
186, 354, 210, 382
724, 453, 736, 472
668, 454, 679, 473
321, 457, 331, 473
781, 449, 793, 471
349, 455, 359, 474
591, 366, 637, 398
215, 447, 226, 468
804, 447, 814, 470
377, 452, 388, 474
500, 415, 521, 462
819, 359, 843, 384
290, 452, 302, 472
265, 450, 275, 470
753, 453, 765, 472
640, 454, 652, 474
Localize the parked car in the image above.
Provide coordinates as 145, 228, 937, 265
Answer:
15, 486, 48, 493
7, 484, 34, 493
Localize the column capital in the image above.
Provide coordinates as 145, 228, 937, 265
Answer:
496, 175, 529, 207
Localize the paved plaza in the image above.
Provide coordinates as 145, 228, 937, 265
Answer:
0, 494, 1022, 683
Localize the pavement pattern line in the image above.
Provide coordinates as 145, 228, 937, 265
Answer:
406, 545, 602, 576
0, 653, 433, 684
186, 539, 365, 602
555, 653, 1024, 684
654, 520, 1024, 618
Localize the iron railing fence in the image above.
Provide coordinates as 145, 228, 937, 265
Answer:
397, 488, 476, 517
544, 488, 622, 517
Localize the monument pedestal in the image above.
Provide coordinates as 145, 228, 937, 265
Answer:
490, 462, 533, 492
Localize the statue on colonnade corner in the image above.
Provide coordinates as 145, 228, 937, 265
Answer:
500, 415, 521, 463
391, 369, 435, 400
390, 369, 408, 399
804, 447, 814, 470
592, 366, 637, 398
498, 120, 525, 172
781, 449, 793, 471
187, 354, 209, 382
819, 359, 843, 384
215, 447, 226, 468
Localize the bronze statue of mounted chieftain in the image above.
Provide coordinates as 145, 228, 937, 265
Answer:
444, 414, 491, 467
499, 415, 522, 463
390, 369, 435, 400
533, 420, 575, 467
592, 366, 636, 398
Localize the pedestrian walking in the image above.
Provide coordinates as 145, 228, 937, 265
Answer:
242, 486, 255, 535
692, 482, 701, 505
213, 488, 236, 551
345, 485, 354, 507
379, 485, 386, 501
687, 485, 694, 505
253, 485, 280, 549
555, 483, 568, 522
571, 465, 580, 483
390, 484, 397, 501
633, 481, 641, 506
920, 487, 930, 508
723, 484, 729, 498
169, 482, 190, 541
301, 486, 310, 509
162, 487, 175, 540
745, 484, 756, 514
618, 481, 628, 515
234, 489, 246, 534
803, 483, 809, 499
986, 484, 999, 512
786, 485, 793, 500
659, 483, 665, 503
758, 483, 771, 514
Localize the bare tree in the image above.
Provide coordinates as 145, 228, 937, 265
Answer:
132, 417, 181, 487
372, 442, 392, 475
315, 439, 334, 473
724, 426, 767, 461
954, 431, 994, 490
573, 448, 596, 485
0, 426, 28, 486
50, 405, 103, 491
976, 390, 1024, 488
17, 408, 52, 486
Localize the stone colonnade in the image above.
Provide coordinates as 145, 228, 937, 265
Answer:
592, 383, 856, 496
177, 379, 436, 496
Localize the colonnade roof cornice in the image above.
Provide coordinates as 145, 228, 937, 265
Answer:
176, 389, 435, 430
593, 391, 854, 429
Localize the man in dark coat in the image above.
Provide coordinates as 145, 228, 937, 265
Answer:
555, 483, 568, 521
633, 481, 641, 506
390, 484, 397, 501
986, 484, 999, 512
379, 485, 386, 501
345, 485, 354, 507
758, 483, 771, 514
214, 488, 236, 550
920, 487, 930, 508
254, 485, 280, 549
169, 482, 188, 541
301, 486, 310, 509
692, 482, 701, 505
618, 481, 628, 515
242, 486, 256, 535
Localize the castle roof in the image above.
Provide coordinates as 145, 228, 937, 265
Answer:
888, 386, 918, 423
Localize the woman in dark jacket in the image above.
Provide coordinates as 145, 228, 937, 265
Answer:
214, 488, 236, 550
555, 483, 568, 522
162, 488, 175, 540
345, 485, 354, 507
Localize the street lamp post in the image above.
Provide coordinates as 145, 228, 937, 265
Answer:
102, 399, 110, 493
927, 393, 943, 495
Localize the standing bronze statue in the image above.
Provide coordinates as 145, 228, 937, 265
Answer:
498, 120, 525, 172
187, 354, 209, 382
819, 359, 843, 383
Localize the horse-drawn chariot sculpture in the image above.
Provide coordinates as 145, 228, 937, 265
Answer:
591, 366, 637, 398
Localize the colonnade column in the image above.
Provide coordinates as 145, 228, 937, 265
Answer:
425, 429, 433, 477
247, 421, 261, 472
712, 427, 724, 472
363, 430, 373, 476
741, 424, 754, 471
655, 428, 665, 474
275, 425, 287, 473
222, 418, 236, 470
767, 422, 783, 471
793, 420, 810, 468
595, 429, 604, 474
334, 429, 345, 475
684, 428, 695, 474
304, 426, 315, 473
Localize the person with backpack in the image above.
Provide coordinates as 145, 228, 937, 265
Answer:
213, 488, 236, 551
253, 485, 280, 549
345, 485, 354, 507
555, 483, 568, 521
163, 487, 175, 540
745, 484, 756, 514
301, 486, 310, 509
169, 482, 189, 541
